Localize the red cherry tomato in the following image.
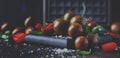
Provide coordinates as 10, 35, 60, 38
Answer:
107, 32, 120, 38
41, 26, 46, 32
41, 23, 53, 32
35, 23, 42, 30
46, 23, 53, 30
101, 42, 117, 52
13, 32, 26, 43
40, 23, 54, 35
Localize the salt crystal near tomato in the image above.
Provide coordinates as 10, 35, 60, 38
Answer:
101, 42, 117, 52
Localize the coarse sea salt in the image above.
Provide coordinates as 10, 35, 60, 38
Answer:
28, 50, 34, 54
53, 48, 75, 54
37, 48, 41, 51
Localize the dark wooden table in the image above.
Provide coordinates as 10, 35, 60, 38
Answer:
0, 41, 120, 58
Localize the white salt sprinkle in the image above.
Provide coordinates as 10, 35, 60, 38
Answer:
37, 48, 41, 51
23, 43, 27, 46
45, 55, 49, 57
28, 50, 33, 54
53, 48, 75, 54
21, 52, 24, 54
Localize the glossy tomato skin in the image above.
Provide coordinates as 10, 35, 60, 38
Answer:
70, 15, 82, 24
110, 22, 120, 34
35, 23, 42, 30
53, 18, 69, 36
101, 42, 117, 52
41, 23, 54, 35
68, 23, 83, 38
87, 33, 98, 49
64, 12, 75, 23
75, 36, 88, 50
13, 32, 26, 43
87, 21, 97, 29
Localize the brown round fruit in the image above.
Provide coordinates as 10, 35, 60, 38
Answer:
110, 22, 120, 34
53, 18, 69, 35
87, 33, 98, 49
64, 12, 75, 22
68, 23, 83, 38
75, 36, 88, 49
70, 15, 82, 24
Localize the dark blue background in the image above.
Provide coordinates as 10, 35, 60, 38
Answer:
111, 0, 120, 22
0, 0, 119, 28
0, 0, 43, 28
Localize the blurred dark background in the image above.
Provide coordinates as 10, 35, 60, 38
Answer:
0, 0, 43, 28
0, 0, 119, 28
111, 0, 120, 22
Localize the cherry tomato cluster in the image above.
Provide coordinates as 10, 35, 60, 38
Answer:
0, 16, 55, 44
53, 12, 118, 52
0, 12, 120, 53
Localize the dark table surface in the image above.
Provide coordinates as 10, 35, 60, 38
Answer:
0, 40, 120, 58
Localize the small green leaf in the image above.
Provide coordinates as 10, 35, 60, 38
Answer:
92, 25, 105, 34
5, 30, 10, 34
98, 26, 105, 31
79, 50, 90, 55
92, 26, 99, 34
30, 30, 43, 35
84, 24, 91, 34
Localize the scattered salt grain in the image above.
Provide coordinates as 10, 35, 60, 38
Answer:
28, 44, 31, 47
40, 57, 44, 58
41, 48, 44, 50
51, 54, 54, 57
54, 48, 75, 54
8, 45, 12, 47
23, 43, 27, 46
21, 52, 24, 54
45, 55, 49, 57
37, 48, 40, 51
19, 52, 24, 56
28, 50, 33, 54
58, 35, 63, 38
51, 57, 54, 58
72, 56, 76, 58
62, 55, 64, 58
